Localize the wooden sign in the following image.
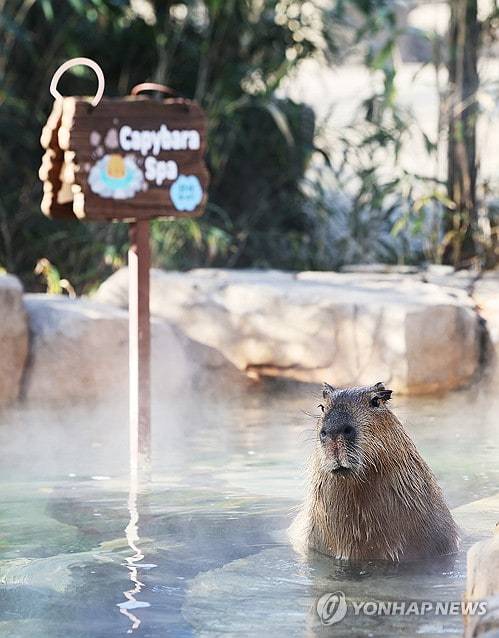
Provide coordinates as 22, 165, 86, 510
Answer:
40, 59, 211, 482
40, 96, 208, 221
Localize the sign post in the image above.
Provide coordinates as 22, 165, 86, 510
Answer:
128, 220, 151, 479
40, 59, 208, 481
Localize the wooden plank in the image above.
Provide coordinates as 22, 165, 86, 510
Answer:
39, 100, 78, 220
40, 99, 63, 149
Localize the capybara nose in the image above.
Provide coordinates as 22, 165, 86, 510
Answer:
337, 423, 355, 438
321, 422, 355, 440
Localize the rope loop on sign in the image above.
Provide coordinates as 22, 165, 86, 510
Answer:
130, 83, 176, 97
50, 57, 105, 107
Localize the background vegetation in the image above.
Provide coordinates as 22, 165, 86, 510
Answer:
0, 0, 497, 293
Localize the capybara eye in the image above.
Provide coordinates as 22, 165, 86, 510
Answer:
343, 425, 355, 437
319, 429, 327, 439
318, 404, 325, 413
370, 396, 380, 408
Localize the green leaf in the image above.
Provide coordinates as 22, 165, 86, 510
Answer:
40, 0, 54, 21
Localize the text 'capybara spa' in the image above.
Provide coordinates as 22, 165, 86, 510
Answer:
289, 382, 460, 562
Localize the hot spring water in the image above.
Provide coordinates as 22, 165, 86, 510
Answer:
0, 383, 498, 637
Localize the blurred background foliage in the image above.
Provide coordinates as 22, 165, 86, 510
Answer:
0, 0, 497, 293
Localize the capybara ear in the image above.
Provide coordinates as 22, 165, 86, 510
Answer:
377, 389, 393, 403
322, 382, 335, 399
372, 382, 392, 402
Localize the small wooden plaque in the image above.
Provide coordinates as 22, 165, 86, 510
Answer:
40, 96, 209, 221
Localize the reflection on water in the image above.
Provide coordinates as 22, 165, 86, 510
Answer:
118, 477, 152, 633
0, 380, 498, 637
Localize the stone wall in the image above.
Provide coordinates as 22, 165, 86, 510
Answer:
95, 267, 485, 395
1, 268, 497, 404
0, 275, 28, 404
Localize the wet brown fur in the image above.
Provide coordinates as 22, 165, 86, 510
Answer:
289, 383, 460, 561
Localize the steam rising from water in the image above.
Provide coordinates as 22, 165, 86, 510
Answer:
0, 380, 498, 636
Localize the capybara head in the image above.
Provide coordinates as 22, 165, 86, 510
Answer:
316, 382, 394, 476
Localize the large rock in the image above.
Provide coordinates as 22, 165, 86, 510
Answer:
22, 294, 194, 403
464, 524, 499, 638
95, 268, 482, 395
474, 273, 499, 372
454, 493, 499, 539
0, 274, 28, 404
